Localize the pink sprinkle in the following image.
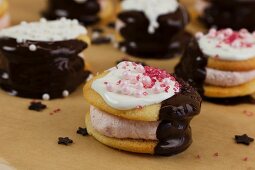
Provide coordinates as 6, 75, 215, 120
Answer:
135, 82, 144, 90
121, 86, 130, 95
122, 71, 131, 80
152, 85, 161, 94
134, 90, 143, 98
143, 92, 148, 96
106, 83, 114, 92
165, 86, 170, 93
116, 80, 121, 85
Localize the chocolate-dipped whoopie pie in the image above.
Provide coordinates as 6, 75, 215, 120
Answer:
84, 61, 202, 156
115, 0, 191, 59
199, 0, 255, 32
43, 0, 115, 25
0, 18, 91, 100
175, 28, 255, 104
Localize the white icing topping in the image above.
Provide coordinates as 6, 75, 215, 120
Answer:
0, 18, 87, 41
121, 0, 179, 34
92, 61, 180, 110
198, 28, 255, 61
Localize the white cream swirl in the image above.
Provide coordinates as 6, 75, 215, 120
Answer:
121, 0, 179, 34
92, 61, 180, 110
197, 28, 255, 61
0, 18, 87, 42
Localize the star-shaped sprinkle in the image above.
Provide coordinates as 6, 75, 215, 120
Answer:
28, 101, 47, 112
77, 127, 88, 136
235, 134, 254, 145
58, 137, 73, 145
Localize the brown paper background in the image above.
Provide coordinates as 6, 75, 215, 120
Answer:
0, 0, 254, 169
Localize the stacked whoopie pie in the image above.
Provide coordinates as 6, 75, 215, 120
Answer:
0, 18, 91, 100
176, 28, 255, 103
115, 0, 191, 58
43, 0, 115, 25
198, 0, 255, 32
84, 61, 202, 155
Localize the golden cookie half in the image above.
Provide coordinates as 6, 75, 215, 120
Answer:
86, 112, 156, 154
205, 79, 255, 98
208, 56, 255, 72
84, 72, 160, 122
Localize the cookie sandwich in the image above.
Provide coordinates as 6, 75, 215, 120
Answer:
199, 0, 255, 32
0, 18, 91, 100
43, 0, 115, 25
175, 28, 255, 103
84, 61, 201, 155
0, 0, 10, 29
115, 0, 191, 59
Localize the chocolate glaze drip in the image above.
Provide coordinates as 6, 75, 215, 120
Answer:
200, 0, 255, 32
0, 37, 90, 99
175, 38, 255, 105
117, 6, 191, 59
175, 38, 207, 95
155, 78, 202, 156
43, 0, 101, 25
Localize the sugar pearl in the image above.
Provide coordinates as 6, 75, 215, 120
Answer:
142, 76, 151, 86
130, 76, 138, 84
152, 85, 161, 94
134, 90, 143, 98
121, 86, 130, 95
42, 94, 50, 100
2, 73, 9, 79
120, 81, 128, 87
62, 90, 69, 97
106, 83, 114, 92
122, 71, 131, 80
162, 78, 171, 86
216, 33, 225, 40
136, 65, 145, 73
208, 28, 216, 37
232, 41, 241, 48
225, 28, 233, 35
195, 32, 204, 39
29, 44, 37, 51
135, 82, 144, 90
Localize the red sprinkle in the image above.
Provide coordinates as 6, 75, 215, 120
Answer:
213, 152, 219, 157
243, 157, 248, 161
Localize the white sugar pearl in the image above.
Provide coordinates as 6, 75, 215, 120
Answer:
162, 78, 171, 86
42, 94, 50, 100
135, 82, 144, 90
29, 44, 37, 51
130, 76, 138, 84
152, 85, 161, 94
195, 32, 204, 39
106, 83, 114, 92
225, 28, 233, 35
62, 90, 69, 97
121, 86, 130, 95
120, 47, 127, 52
142, 76, 151, 86
2, 73, 9, 79
40, 18, 47, 23
122, 71, 131, 80
136, 65, 145, 73
232, 41, 241, 48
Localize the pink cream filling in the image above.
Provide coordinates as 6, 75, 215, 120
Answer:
90, 106, 159, 140
205, 68, 255, 87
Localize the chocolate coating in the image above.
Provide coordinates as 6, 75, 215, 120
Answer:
0, 37, 90, 99
117, 5, 191, 59
200, 0, 255, 32
155, 78, 202, 156
42, 0, 101, 25
175, 38, 255, 105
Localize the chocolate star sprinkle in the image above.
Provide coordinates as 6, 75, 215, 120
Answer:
77, 127, 88, 136
58, 137, 73, 145
235, 134, 254, 145
28, 101, 47, 112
